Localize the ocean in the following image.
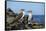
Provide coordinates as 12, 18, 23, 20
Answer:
32, 15, 45, 24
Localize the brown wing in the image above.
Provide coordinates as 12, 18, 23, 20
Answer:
10, 12, 23, 24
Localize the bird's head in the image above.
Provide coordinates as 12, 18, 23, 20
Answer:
18, 9, 24, 14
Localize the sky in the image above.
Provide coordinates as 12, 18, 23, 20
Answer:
7, 1, 45, 15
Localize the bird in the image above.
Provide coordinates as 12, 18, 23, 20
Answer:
10, 11, 23, 24
27, 10, 32, 24
18, 9, 25, 23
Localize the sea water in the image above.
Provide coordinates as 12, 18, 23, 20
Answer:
32, 15, 45, 24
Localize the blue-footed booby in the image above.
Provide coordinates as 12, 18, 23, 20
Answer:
28, 10, 32, 24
